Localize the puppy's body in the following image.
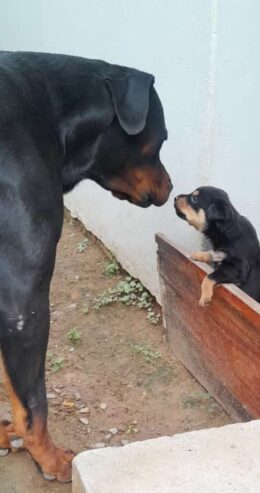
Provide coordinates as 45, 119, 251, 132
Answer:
174, 186, 260, 304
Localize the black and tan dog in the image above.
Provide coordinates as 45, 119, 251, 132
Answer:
174, 186, 260, 306
0, 51, 172, 481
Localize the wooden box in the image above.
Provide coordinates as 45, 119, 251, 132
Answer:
156, 233, 260, 421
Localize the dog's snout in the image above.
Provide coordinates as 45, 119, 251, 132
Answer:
143, 193, 153, 205
174, 195, 187, 210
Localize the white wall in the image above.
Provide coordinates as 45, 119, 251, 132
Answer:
1, 0, 259, 300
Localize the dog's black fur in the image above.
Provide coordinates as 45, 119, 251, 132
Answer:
0, 51, 172, 481
174, 186, 260, 302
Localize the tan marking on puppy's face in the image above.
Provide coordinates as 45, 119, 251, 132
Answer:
192, 190, 200, 196
175, 197, 206, 231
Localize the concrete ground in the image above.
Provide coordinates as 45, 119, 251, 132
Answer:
73, 420, 260, 493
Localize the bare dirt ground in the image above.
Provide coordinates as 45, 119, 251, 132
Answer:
0, 211, 231, 493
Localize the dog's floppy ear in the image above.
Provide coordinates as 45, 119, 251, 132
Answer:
206, 202, 226, 221
105, 72, 155, 135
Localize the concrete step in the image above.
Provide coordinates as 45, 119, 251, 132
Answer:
73, 420, 260, 493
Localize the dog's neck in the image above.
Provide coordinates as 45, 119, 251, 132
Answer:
204, 213, 239, 250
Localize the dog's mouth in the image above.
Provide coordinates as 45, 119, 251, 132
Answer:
174, 196, 206, 232
174, 207, 187, 221
111, 190, 132, 202
174, 197, 188, 220
100, 166, 173, 208
111, 190, 154, 208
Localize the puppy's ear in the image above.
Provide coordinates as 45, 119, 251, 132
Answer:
105, 72, 155, 135
206, 202, 226, 221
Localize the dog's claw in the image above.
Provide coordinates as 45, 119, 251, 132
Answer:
10, 437, 24, 449
43, 472, 72, 483
199, 298, 210, 307
0, 448, 9, 457
43, 473, 56, 481
58, 478, 73, 483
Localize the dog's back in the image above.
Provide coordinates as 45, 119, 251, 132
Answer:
230, 214, 260, 301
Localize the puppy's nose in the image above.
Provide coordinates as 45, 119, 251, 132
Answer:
174, 195, 179, 202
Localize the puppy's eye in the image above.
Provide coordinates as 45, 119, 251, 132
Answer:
191, 195, 198, 205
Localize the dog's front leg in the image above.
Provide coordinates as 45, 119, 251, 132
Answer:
199, 260, 247, 306
191, 251, 214, 263
1, 298, 75, 482
199, 276, 216, 306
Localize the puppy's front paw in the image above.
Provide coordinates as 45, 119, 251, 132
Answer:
190, 252, 201, 261
199, 295, 211, 307
199, 276, 215, 307
191, 251, 213, 263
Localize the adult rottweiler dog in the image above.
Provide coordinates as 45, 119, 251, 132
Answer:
174, 186, 260, 305
0, 51, 172, 481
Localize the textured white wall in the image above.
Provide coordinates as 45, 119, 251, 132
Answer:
0, 0, 259, 299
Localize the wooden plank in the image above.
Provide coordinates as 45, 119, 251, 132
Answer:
156, 233, 260, 421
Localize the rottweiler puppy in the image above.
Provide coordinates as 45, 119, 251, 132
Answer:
174, 186, 260, 306
0, 51, 172, 482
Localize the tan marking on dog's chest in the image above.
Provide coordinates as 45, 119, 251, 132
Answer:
185, 207, 206, 232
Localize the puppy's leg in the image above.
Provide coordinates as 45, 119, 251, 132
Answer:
191, 251, 213, 263
199, 276, 216, 306
1, 298, 75, 482
199, 260, 247, 306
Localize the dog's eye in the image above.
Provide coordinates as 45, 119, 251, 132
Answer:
191, 195, 198, 205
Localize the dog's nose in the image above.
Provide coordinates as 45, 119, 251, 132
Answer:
140, 192, 153, 207
174, 195, 179, 202
145, 193, 153, 205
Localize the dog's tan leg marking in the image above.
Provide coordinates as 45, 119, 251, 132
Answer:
2, 359, 74, 482
199, 276, 216, 306
191, 251, 213, 263
0, 422, 11, 450
0, 358, 25, 454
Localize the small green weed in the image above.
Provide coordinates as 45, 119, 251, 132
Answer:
131, 342, 162, 364
126, 423, 138, 434
103, 260, 120, 278
147, 308, 161, 325
50, 357, 64, 373
68, 328, 81, 344
76, 239, 89, 253
93, 275, 161, 324
93, 291, 118, 309
125, 421, 138, 435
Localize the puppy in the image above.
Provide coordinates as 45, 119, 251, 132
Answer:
174, 186, 260, 306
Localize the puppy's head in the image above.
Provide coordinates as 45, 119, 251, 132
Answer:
174, 186, 232, 231
88, 69, 172, 208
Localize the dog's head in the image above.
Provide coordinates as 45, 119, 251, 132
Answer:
63, 65, 172, 208
174, 186, 232, 231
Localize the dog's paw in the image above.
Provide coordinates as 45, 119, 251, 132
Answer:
199, 276, 215, 307
41, 448, 75, 483
190, 252, 200, 261
0, 420, 24, 454
191, 251, 213, 263
199, 295, 211, 307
